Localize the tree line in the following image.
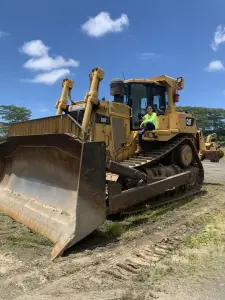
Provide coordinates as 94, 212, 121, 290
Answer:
0, 104, 225, 141
0, 105, 31, 141
176, 106, 225, 140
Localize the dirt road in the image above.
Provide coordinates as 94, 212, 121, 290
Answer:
0, 160, 225, 300
203, 159, 225, 184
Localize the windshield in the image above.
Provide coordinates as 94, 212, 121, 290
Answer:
129, 84, 148, 129
126, 83, 167, 130
151, 85, 168, 112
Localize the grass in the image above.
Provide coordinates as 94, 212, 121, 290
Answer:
221, 147, 225, 159
184, 212, 225, 248
98, 202, 182, 241
7, 230, 52, 248
85, 191, 206, 250
121, 209, 225, 299
65, 192, 203, 258
100, 221, 124, 238
157, 210, 225, 279
0, 211, 53, 253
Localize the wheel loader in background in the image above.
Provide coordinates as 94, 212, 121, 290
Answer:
0, 67, 222, 260
198, 132, 224, 162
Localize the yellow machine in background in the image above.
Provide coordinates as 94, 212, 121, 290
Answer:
0, 67, 220, 260
198, 132, 224, 162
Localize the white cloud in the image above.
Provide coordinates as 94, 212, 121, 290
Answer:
23, 68, 70, 85
39, 108, 50, 113
20, 40, 79, 85
211, 26, 225, 51
21, 40, 49, 57
204, 60, 225, 72
81, 12, 129, 37
138, 52, 156, 59
24, 55, 79, 71
0, 29, 9, 39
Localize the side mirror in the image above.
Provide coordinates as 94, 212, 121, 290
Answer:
176, 77, 184, 90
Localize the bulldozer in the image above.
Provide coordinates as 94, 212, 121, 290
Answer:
0, 67, 218, 260
198, 132, 224, 162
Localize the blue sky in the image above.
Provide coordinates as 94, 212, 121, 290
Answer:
1, 0, 225, 119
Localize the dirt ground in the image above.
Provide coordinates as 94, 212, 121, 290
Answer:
1, 160, 225, 300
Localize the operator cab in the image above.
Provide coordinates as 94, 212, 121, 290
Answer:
67, 78, 169, 130
110, 78, 168, 130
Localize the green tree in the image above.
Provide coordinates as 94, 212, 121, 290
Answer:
0, 105, 32, 141
176, 106, 225, 139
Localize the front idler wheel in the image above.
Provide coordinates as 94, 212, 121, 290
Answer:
176, 144, 193, 168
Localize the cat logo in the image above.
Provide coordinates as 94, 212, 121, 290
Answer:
186, 117, 194, 126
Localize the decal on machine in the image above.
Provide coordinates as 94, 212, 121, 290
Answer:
95, 113, 111, 125
179, 113, 186, 119
186, 117, 195, 126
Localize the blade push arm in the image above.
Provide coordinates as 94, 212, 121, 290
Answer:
55, 78, 74, 116
206, 133, 217, 144
81, 67, 104, 133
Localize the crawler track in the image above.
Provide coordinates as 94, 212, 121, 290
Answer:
109, 134, 204, 214
122, 134, 203, 172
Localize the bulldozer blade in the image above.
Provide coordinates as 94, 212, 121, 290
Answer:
0, 134, 106, 260
204, 150, 222, 162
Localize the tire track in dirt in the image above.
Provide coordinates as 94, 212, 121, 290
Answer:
13, 209, 209, 300
0, 208, 191, 299
0, 160, 225, 300
100, 239, 177, 281
12, 236, 181, 300
96, 159, 225, 286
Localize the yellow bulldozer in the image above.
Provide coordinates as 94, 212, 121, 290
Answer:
0, 67, 222, 260
198, 132, 224, 162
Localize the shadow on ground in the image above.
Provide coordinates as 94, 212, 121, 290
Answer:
203, 182, 223, 186
64, 189, 207, 258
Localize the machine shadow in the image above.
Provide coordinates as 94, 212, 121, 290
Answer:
203, 182, 223, 186
63, 189, 207, 258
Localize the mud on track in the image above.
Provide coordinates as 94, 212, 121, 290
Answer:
0, 160, 224, 300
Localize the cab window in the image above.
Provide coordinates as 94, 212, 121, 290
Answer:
130, 84, 148, 129
151, 85, 167, 115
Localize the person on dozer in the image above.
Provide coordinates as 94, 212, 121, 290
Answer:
135, 106, 157, 154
